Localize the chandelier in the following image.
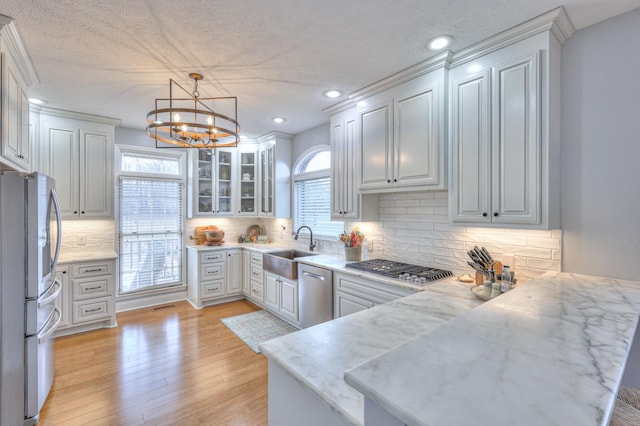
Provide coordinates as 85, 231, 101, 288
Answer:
146, 73, 240, 149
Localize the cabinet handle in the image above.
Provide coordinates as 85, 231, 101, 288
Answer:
394, 179, 397, 182
387, 179, 391, 183
62, 271, 67, 274
493, 212, 499, 217
482, 212, 488, 217
84, 268, 104, 272
81, 211, 85, 214
74, 211, 78, 214
84, 307, 102, 313
252, 289, 259, 294
85, 286, 102, 291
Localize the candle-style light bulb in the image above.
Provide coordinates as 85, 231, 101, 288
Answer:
174, 113, 180, 123
181, 124, 187, 132
207, 116, 213, 126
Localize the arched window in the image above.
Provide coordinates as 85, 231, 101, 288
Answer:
293, 146, 343, 238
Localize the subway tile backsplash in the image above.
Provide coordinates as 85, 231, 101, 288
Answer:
61, 220, 115, 250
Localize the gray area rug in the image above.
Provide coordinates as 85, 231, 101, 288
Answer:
221, 310, 298, 353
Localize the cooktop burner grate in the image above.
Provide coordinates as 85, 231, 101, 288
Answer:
345, 259, 453, 285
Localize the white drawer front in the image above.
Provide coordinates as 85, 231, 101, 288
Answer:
72, 276, 112, 301
73, 260, 114, 278
201, 280, 224, 299
200, 252, 225, 264
249, 282, 263, 301
201, 263, 225, 280
250, 264, 263, 282
72, 297, 114, 323
251, 253, 263, 265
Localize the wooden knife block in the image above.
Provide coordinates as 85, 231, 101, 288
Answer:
475, 261, 502, 286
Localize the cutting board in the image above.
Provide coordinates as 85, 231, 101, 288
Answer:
194, 225, 218, 245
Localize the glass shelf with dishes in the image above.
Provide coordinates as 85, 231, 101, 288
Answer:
190, 148, 236, 217
237, 149, 257, 215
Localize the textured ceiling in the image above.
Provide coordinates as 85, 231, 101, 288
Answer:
2, 0, 639, 138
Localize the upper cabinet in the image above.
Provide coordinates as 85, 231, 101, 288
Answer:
325, 51, 451, 196
188, 148, 236, 217
359, 70, 447, 193
330, 107, 378, 221
449, 7, 574, 229
0, 17, 39, 172
38, 109, 118, 219
258, 132, 291, 218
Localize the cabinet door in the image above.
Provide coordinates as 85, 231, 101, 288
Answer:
226, 250, 243, 295
20, 91, 30, 168
194, 149, 214, 215
335, 291, 373, 318
238, 149, 258, 215
54, 267, 71, 329
80, 129, 112, 218
279, 277, 298, 322
260, 144, 275, 216
330, 114, 345, 219
359, 100, 393, 190
394, 87, 439, 187
242, 251, 251, 295
215, 149, 234, 215
265, 273, 279, 311
43, 122, 79, 218
450, 70, 491, 223
1, 52, 28, 169
491, 52, 540, 225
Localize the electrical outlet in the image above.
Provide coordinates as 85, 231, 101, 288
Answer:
78, 235, 87, 245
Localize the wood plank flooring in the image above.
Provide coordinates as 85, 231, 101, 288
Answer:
38, 300, 268, 426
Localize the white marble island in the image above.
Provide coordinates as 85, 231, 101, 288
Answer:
345, 272, 640, 426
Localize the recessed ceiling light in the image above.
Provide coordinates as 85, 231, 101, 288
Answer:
426, 35, 453, 51
272, 117, 286, 124
28, 97, 47, 105
323, 90, 342, 99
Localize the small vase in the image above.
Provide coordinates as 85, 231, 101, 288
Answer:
344, 246, 362, 262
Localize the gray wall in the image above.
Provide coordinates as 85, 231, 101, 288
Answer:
561, 8, 640, 281
292, 122, 330, 165
115, 127, 157, 147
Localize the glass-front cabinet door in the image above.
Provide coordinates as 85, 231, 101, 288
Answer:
238, 149, 257, 215
260, 144, 275, 216
192, 148, 235, 217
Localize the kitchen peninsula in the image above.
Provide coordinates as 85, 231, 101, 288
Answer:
262, 271, 640, 425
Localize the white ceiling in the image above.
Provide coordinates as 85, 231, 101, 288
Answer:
2, 0, 639, 138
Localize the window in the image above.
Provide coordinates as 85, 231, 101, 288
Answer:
293, 147, 343, 238
117, 147, 185, 295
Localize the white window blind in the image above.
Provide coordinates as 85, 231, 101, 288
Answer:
119, 178, 183, 294
294, 176, 343, 238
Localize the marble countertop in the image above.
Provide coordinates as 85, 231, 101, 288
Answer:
58, 248, 118, 264
344, 272, 640, 426
259, 279, 484, 425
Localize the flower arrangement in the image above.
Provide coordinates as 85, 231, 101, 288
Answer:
339, 227, 365, 248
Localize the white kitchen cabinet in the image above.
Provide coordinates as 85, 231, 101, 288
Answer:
237, 146, 258, 215
258, 132, 291, 218
186, 248, 245, 309
226, 249, 243, 295
39, 110, 116, 219
247, 251, 265, 305
330, 107, 378, 221
264, 271, 299, 327
333, 272, 414, 318
55, 258, 116, 337
242, 250, 251, 295
0, 18, 37, 172
188, 148, 236, 217
358, 67, 447, 193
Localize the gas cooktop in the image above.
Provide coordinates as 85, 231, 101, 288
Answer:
345, 259, 453, 285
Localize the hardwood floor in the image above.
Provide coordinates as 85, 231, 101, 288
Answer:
38, 300, 268, 426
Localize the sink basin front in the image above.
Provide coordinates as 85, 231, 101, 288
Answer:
263, 250, 318, 280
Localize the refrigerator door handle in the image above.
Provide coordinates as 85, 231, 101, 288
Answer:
38, 308, 61, 344
50, 187, 62, 272
38, 279, 62, 308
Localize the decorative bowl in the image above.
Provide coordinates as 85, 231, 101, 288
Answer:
205, 230, 225, 242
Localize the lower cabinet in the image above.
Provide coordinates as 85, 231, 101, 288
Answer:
334, 272, 415, 318
187, 248, 245, 308
247, 252, 264, 305
265, 271, 299, 327
54, 258, 116, 336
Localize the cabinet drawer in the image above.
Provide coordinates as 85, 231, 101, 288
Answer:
72, 276, 112, 301
73, 260, 114, 278
200, 252, 225, 264
250, 252, 263, 265
250, 264, 263, 282
201, 280, 224, 299
200, 263, 225, 280
72, 297, 114, 324
335, 272, 414, 305
250, 281, 263, 301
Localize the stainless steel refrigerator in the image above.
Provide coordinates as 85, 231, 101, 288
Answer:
0, 172, 62, 426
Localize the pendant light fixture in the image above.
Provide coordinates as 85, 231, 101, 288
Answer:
146, 73, 240, 149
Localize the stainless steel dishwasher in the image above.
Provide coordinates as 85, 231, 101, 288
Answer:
297, 263, 333, 328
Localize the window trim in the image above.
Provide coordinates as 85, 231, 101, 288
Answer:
292, 144, 343, 241
115, 144, 187, 299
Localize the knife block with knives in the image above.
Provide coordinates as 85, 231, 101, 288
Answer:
475, 261, 502, 286
466, 246, 503, 286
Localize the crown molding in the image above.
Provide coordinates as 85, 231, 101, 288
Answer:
324, 50, 452, 115
257, 130, 293, 143
0, 15, 40, 87
38, 106, 122, 127
451, 7, 575, 68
